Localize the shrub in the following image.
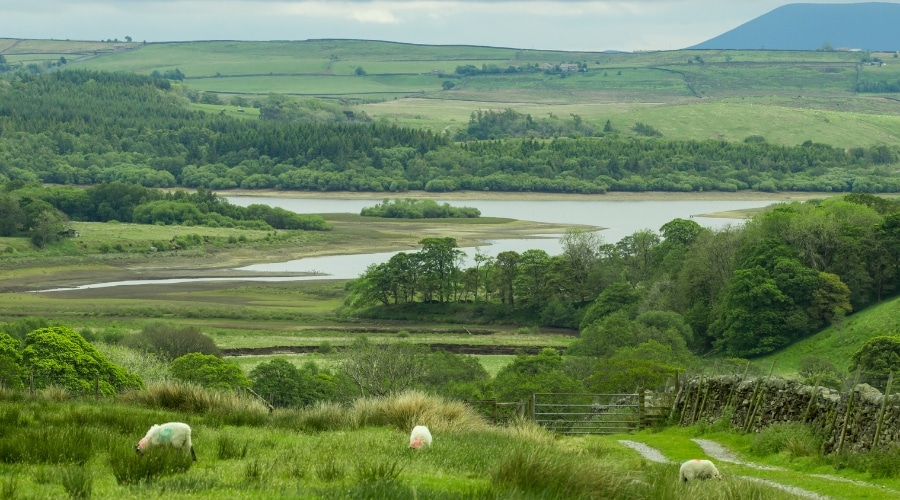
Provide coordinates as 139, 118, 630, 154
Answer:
22, 326, 144, 396
169, 353, 250, 390
750, 422, 823, 458
123, 322, 221, 361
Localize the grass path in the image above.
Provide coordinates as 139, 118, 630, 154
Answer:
616, 435, 900, 500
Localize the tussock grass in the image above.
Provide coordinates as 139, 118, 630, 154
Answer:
274, 390, 489, 434
59, 465, 93, 500
492, 445, 631, 499
349, 390, 489, 433
117, 382, 269, 423
108, 443, 194, 485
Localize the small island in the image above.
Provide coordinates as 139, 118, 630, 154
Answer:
360, 198, 481, 219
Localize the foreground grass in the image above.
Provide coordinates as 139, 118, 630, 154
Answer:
0, 387, 871, 499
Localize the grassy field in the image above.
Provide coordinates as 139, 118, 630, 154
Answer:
756, 296, 900, 377
1, 389, 898, 499
5, 37, 887, 147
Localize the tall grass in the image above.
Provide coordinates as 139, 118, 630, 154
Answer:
273, 390, 489, 434
117, 382, 269, 425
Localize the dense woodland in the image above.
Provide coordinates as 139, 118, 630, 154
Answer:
1, 70, 899, 195
348, 194, 900, 368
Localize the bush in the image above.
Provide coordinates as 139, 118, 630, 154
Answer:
170, 353, 250, 390
750, 422, 823, 458
123, 322, 221, 361
22, 326, 144, 396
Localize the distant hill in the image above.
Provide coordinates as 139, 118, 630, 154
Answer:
688, 2, 900, 51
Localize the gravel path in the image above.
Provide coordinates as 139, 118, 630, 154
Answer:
692, 438, 780, 470
618, 439, 829, 500
618, 440, 672, 464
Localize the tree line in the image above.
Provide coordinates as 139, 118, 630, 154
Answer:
0, 182, 330, 247
346, 194, 900, 363
1, 70, 899, 195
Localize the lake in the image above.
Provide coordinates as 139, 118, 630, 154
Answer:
229, 196, 772, 277
38, 196, 784, 291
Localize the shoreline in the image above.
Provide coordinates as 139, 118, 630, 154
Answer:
215, 189, 838, 203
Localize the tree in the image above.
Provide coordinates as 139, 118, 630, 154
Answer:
0, 332, 23, 389
339, 337, 429, 397
493, 348, 581, 402
559, 228, 602, 304
22, 326, 143, 396
0, 194, 26, 236
418, 237, 463, 303
586, 341, 677, 393
125, 36, 132, 42
355, 66, 367, 76
579, 281, 642, 330
250, 358, 339, 408
122, 322, 222, 362
851, 336, 900, 386
710, 266, 793, 357
169, 353, 250, 390
25, 203, 68, 248
421, 350, 490, 400
442, 80, 456, 90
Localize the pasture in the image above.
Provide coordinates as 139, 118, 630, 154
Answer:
12, 37, 890, 147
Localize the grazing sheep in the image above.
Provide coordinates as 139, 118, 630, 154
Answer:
135, 422, 197, 461
679, 459, 721, 482
408, 425, 432, 449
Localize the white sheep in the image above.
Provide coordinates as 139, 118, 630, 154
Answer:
408, 425, 432, 449
135, 422, 197, 461
679, 459, 721, 482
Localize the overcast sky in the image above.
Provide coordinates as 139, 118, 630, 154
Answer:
1, 1, 890, 52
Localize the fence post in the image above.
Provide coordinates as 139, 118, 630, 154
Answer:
637, 389, 645, 431
837, 369, 862, 454
871, 371, 893, 450
744, 360, 776, 433
802, 374, 822, 423
530, 393, 536, 422
725, 360, 751, 410
689, 374, 704, 425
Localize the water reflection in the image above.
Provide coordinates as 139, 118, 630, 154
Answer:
36, 197, 779, 292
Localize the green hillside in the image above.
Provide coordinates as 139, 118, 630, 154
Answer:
757, 294, 900, 378
5, 38, 900, 147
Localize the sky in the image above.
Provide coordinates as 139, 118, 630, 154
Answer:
0, 1, 892, 52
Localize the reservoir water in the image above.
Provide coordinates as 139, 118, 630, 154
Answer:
39, 196, 785, 291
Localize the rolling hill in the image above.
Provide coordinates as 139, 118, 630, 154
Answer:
689, 2, 900, 51
4, 38, 900, 147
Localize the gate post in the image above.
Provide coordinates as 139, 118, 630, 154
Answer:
637, 389, 645, 431
531, 393, 536, 422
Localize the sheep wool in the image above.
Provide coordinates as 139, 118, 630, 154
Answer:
136, 422, 197, 461
409, 425, 432, 449
679, 459, 721, 482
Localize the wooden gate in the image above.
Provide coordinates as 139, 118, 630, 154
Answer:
531, 392, 663, 435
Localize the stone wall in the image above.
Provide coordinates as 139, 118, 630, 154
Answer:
674, 375, 900, 453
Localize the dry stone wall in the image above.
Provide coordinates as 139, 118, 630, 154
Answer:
674, 375, 900, 453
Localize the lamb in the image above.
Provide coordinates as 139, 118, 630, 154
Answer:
408, 425, 432, 449
135, 422, 197, 461
679, 459, 721, 482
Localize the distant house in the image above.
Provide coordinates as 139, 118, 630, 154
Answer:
559, 63, 580, 72
539, 63, 554, 70
431, 69, 444, 75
